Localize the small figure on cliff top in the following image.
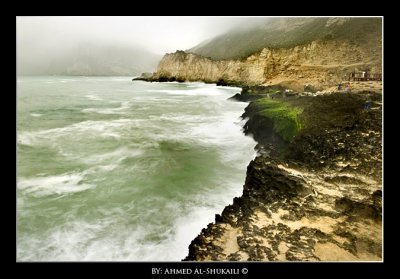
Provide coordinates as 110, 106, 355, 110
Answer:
364, 98, 372, 111
338, 83, 342, 92
361, 71, 366, 80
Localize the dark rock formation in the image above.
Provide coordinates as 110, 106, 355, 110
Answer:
184, 91, 382, 261
132, 72, 154, 81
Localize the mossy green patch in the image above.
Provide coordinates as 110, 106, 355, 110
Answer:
254, 98, 303, 142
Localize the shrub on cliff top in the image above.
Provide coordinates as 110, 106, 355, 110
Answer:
254, 98, 303, 142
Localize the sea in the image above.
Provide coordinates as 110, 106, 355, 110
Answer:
17, 76, 256, 261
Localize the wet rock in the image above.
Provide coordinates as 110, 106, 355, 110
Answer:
335, 197, 381, 221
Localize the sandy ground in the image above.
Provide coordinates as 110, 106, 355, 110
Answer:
321, 81, 382, 94
198, 166, 382, 261
263, 78, 382, 94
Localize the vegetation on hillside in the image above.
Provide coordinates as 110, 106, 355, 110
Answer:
189, 17, 382, 60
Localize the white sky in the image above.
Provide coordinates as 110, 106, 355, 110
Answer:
17, 16, 263, 55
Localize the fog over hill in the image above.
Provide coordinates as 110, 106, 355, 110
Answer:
189, 17, 382, 60
17, 41, 161, 76
17, 16, 258, 76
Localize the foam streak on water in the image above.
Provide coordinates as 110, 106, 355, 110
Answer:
17, 76, 256, 261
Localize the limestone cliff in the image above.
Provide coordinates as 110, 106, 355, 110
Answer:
150, 39, 381, 91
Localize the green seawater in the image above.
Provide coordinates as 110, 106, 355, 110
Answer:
17, 76, 256, 261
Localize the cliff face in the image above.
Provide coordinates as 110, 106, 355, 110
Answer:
151, 38, 381, 90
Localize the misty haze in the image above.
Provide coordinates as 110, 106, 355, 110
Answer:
17, 16, 261, 76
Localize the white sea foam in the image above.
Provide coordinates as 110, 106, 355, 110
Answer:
152, 87, 226, 96
17, 196, 232, 261
158, 113, 206, 123
85, 94, 104, 101
110, 77, 130, 82
82, 101, 131, 114
30, 113, 42, 117
18, 173, 95, 197
18, 118, 139, 145
59, 79, 78, 83
185, 82, 206, 87
82, 147, 143, 165
97, 164, 119, 171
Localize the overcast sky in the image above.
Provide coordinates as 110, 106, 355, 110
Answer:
17, 16, 267, 55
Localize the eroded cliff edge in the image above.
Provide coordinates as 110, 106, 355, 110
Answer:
184, 91, 382, 261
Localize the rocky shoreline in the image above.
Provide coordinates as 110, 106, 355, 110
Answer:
182, 87, 382, 261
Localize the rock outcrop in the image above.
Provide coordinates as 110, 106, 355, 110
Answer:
184, 91, 382, 261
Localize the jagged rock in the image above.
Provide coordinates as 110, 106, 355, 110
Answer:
184, 92, 382, 262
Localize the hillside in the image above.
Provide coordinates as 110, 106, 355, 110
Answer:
189, 17, 382, 61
